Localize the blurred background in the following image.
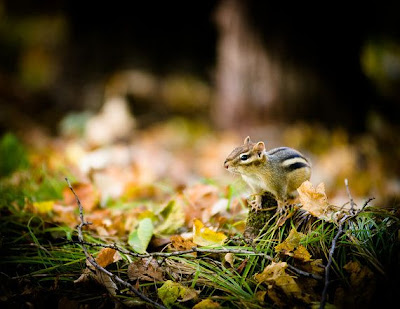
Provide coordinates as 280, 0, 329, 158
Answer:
1, 0, 400, 206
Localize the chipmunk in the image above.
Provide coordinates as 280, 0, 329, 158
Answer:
224, 136, 311, 212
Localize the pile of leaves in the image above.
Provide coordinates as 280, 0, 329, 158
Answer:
0, 122, 399, 308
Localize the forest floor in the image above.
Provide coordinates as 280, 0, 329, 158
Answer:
1, 117, 399, 308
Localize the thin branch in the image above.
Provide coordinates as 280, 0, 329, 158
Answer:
319, 215, 349, 309
70, 240, 322, 281
344, 179, 356, 214
65, 178, 167, 309
361, 197, 375, 211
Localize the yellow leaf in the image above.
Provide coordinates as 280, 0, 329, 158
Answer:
275, 228, 311, 261
33, 200, 55, 213
255, 262, 312, 305
255, 262, 301, 294
297, 181, 336, 221
293, 245, 311, 262
192, 219, 227, 247
193, 299, 221, 309
275, 228, 305, 252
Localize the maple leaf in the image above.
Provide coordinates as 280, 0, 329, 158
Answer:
192, 219, 227, 247
297, 181, 337, 222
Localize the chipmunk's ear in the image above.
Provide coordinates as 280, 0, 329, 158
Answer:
244, 136, 252, 145
254, 141, 265, 157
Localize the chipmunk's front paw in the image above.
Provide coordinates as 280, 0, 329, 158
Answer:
249, 199, 261, 212
276, 200, 289, 216
248, 194, 262, 212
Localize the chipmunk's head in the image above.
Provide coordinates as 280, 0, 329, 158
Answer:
224, 136, 266, 175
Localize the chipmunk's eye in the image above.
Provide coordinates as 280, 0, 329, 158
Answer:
240, 154, 249, 161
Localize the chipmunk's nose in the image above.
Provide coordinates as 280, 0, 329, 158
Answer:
224, 160, 229, 169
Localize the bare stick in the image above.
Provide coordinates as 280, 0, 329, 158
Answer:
344, 179, 357, 214
319, 215, 349, 309
71, 241, 322, 281
65, 178, 166, 309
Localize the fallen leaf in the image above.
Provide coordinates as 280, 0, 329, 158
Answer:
275, 228, 311, 262
293, 246, 312, 262
94, 248, 121, 268
297, 181, 337, 221
224, 253, 235, 268
128, 258, 164, 281
255, 262, 312, 305
32, 200, 54, 213
158, 280, 198, 306
154, 199, 185, 235
193, 299, 221, 309
255, 291, 267, 302
128, 218, 154, 253
192, 219, 227, 247
94, 269, 118, 295
170, 235, 196, 251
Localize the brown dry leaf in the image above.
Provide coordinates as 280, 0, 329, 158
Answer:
344, 260, 375, 293
63, 182, 100, 212
170, 235, 196, 253
192, 219, 227, 247
94, 248, 121, 268
297, 181, 337, 221
275, 228, 311, 262
94, 269, 118, 295
128, 258, 164, 282
334, 261, 376, 308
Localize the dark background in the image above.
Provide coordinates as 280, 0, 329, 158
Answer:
1, 1, 400, 134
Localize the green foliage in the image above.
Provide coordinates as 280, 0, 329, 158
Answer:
128, 218, 154, 254
0, 133, 29, 177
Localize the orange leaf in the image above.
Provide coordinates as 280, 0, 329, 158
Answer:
95, 248, 121, 268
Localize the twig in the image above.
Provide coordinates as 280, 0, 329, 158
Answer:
70, 240, 323, 281
344, 179, 356, 214
319, 215, 349, 309
65, 178, 167, 309
361, 197, 375, 211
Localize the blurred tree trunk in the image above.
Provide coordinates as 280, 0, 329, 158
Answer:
214, 0, 279, 129
213, 0, 379, 131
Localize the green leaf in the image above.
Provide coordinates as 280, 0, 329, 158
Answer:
158, 280, 198, 307
128, 218, 154, 254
